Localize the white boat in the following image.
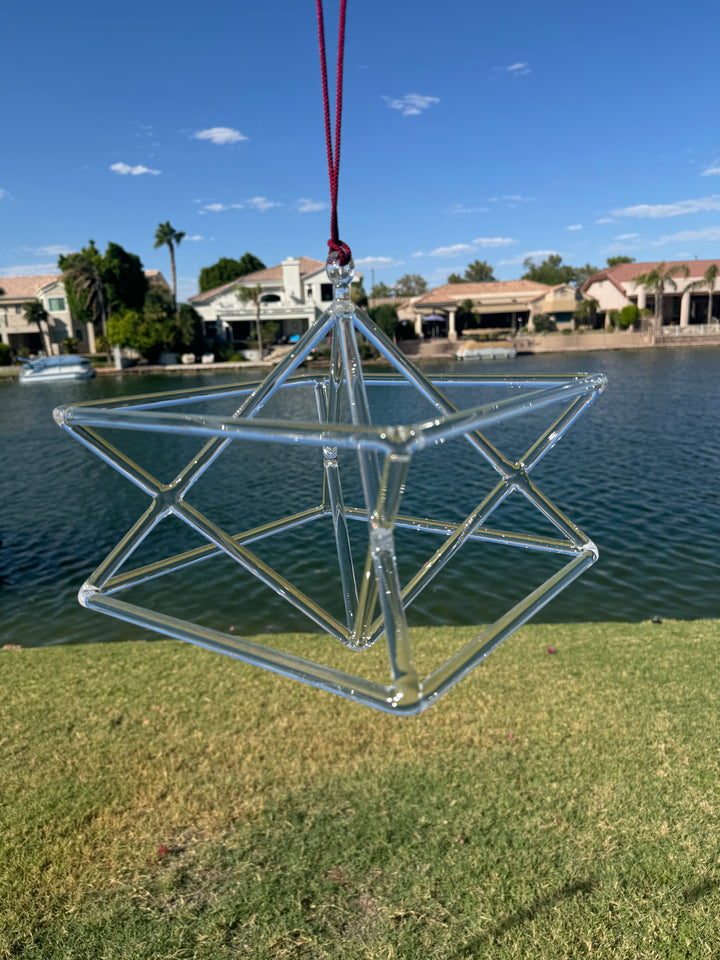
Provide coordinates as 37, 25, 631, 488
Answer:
456, 341, 517, 360
19, 355, 95, 382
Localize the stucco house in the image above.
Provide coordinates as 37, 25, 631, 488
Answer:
0, 275, 81, 355
187, 257, 362, 346
411, 280, 582, 338
0, 270, 170, 355
582, 259, 720, 329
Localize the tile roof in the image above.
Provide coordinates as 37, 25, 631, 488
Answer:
583, 258, 720, 292
0, 275, 62, 299
414, 280, 551, 306
188, 257, 326, 303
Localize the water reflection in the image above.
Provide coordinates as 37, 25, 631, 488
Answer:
2, 347, 719, 647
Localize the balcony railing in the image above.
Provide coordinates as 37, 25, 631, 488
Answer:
660, 323, 720, 337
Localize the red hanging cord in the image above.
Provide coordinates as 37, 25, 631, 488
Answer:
316, 0, 352, 266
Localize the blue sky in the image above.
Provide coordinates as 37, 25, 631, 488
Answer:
2, 0, 719, 300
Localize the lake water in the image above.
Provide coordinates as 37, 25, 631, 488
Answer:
2, 347, 719, 648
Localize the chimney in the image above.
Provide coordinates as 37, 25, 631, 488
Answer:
282, 257, 302, 303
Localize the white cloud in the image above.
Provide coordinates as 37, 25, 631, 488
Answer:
354, 255, 405, 269
23, 244, 73, 257
614, 233, 640, 241
447, 203, 490, 215
472, 236, 515, 247
184, 235, 206, 241
110, 162, 161, 176
295, 198, 327, 213
701, 163, 720, 176
595, 217, 616, 224
610, 195, 720, 218
419, 243, 476, 258
246, 196, 281, 212
0, 188, 7, 199
488, 194, 534, 205
498, 249, 559, 267
506, 62, 531, 75
566, 224, 582, 231
382, 93, 440, 117
414, 237, 515, 258
192, 127, 247, 145
201, 203, 228, 213
650, 226, 720, 246
0, 262, 58, 276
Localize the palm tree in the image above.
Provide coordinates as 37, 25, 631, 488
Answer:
237, 285, 264, 359
632, 262, 689, 341
573, 296, 600, 329
685, 263, 719, 324
61, 252, 108, 354
24, 300, 53, 354
154, 222, 185, 308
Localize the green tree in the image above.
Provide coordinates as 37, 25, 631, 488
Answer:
24, 300, 52, 354
58, 242, 102, 327
176, 304, 206, 353
573, 263, 600, 287
685, 263, 719, 323
59, 247, 108, 352
394, 274, 427, 297
101, 242, 147, 313
632, 262, 690, 336
447, 273, 464, 284
369, 281, 393, 298
573, 297, 600, 328
198, 253, 266, 292
154, 222, 185, 307
522, 255, 598, 287
606, 255, 636, 267
107, 309, 156, 355
237, 285, 265, 358
463, 259, 496, 282
369, 303, 399, 338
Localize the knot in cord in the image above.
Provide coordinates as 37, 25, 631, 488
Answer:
327, 239, 352, 266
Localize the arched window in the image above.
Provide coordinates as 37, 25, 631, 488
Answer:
261, 293, 281, 303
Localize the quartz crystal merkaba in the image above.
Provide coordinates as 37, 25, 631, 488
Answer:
54, 257, 606, 714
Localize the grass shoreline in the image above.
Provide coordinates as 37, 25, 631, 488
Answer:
3, 619, 720, 958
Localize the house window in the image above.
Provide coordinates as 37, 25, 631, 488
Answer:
52, 322, 68, 343
15, 305, 22, 313
321, 283, 333, 302
307, 287, 313, 299
48, 297, 65, 311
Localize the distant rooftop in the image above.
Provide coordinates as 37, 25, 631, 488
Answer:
189, 257, 326, 303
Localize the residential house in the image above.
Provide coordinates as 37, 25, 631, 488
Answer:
0, 270, 170, 355
411, 280, 565, 338
582, 259, 720, 329
0, 275, 80, 355
187, 257, 362, 346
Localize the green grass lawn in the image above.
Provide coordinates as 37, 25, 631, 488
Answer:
2, 620, 720, 959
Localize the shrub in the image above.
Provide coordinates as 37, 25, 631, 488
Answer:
533, 314, 557, 333
61, 337, 79, 354
617, 304, 640, 329
0, 342, 11, 365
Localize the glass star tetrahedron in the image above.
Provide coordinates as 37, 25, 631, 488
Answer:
54, 260, 606, 714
